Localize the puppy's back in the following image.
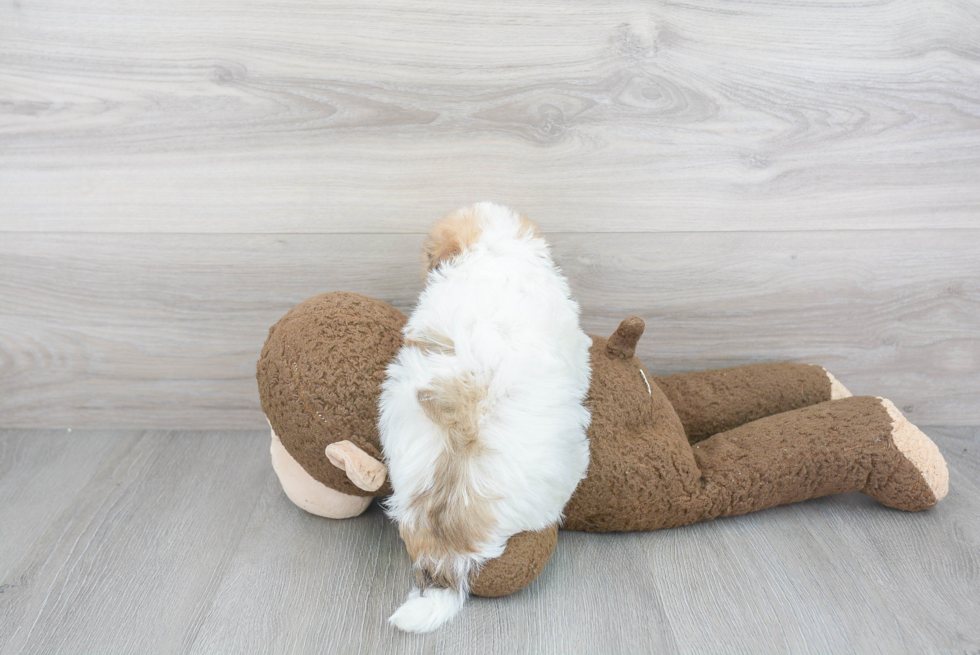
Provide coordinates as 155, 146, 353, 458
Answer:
381, 203, 592, 632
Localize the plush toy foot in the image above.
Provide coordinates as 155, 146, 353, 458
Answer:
864, 398, 949, 512
269, 429, 373, 518
822, 368, 853, 399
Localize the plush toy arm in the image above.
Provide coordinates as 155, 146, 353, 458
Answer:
653, 362, 848, 444
468, 525, 558, 598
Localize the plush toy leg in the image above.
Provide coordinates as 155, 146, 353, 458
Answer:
684, 395, 948, 526
654, 363, 852, 444
269, 429, 373, 519
468, 525, 559, 598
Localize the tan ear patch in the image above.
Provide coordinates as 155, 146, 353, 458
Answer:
416, 375, 486, 456
422, 208, 483, 273
325, 440, 388, 492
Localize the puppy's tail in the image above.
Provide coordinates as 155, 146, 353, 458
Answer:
388, 584, 467, 633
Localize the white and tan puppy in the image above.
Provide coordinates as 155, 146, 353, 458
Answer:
379, 202, 592, 632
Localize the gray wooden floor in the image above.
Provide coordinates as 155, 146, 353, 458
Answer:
1, 428, 977, 654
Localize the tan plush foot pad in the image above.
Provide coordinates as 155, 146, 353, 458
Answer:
879, 398, 950, 506
823, 368, 853, 399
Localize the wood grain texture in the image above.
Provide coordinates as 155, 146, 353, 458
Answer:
1, 0, 978, 428
2, 0, 980, 232
0, 430, 134, 582
0, 428, 977, 654
0, 430, 270, 654
2, 230, 977, 428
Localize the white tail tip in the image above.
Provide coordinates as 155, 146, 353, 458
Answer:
388, 587, 465, 633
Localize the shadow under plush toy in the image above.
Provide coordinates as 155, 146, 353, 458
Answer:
257, 291, 949, 599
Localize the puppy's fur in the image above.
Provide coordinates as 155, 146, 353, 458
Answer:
379, 203, 592, 632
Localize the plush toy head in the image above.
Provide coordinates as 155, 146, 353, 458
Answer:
257, 292, 405, 517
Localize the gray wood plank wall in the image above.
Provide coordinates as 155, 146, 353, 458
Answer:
2, 0, 978, 428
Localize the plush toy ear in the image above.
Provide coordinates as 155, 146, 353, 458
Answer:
325, 440, 388, 492
606, 316, 645, 359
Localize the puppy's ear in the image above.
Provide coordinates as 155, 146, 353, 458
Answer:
325, 440, 387, 492
422, 210, 483, 273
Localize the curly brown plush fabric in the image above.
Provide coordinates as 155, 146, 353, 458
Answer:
562, 330, 943, 533
560, 335, 696, 532
687, 396, 942, 517
469, 526, 558, 597
257, 292, 405, 497
653, 363, 832, 444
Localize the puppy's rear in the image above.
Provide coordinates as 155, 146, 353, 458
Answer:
388, 375, 491, 631
380, 203, 592, 632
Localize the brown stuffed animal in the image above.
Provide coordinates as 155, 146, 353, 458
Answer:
257, 291, 949, 598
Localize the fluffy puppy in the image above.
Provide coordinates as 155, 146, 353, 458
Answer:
379, 202, 592, 632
